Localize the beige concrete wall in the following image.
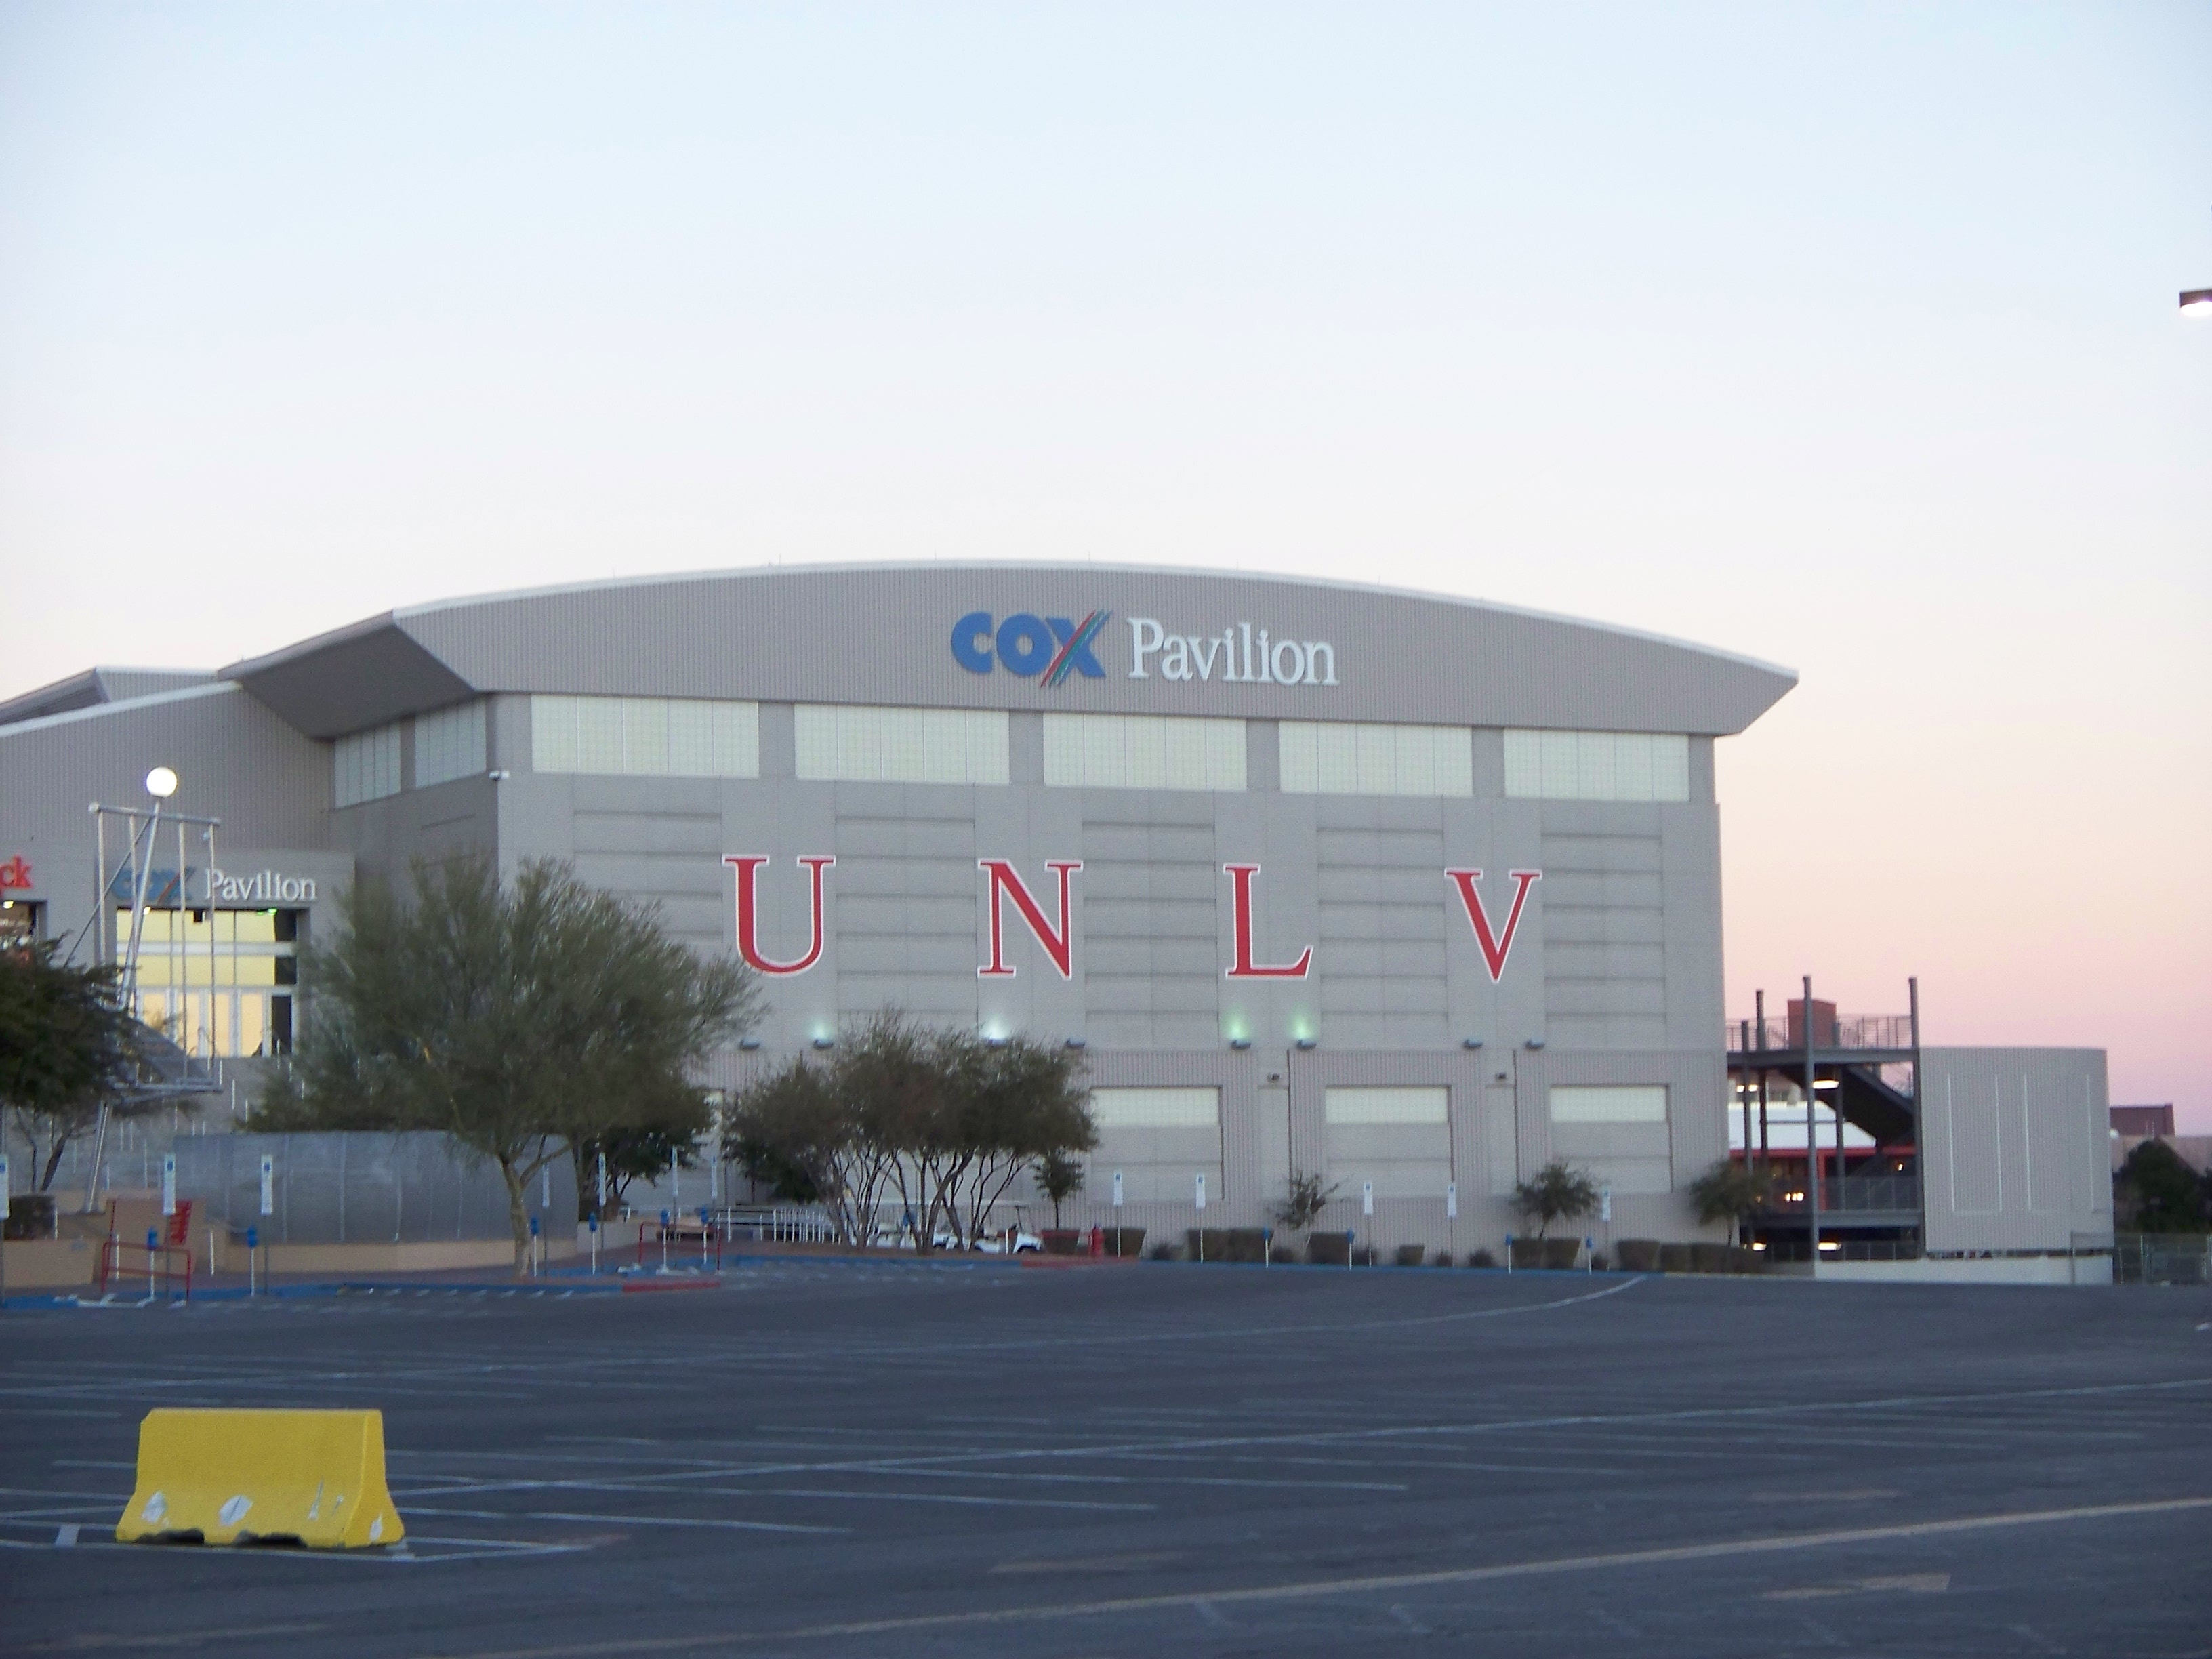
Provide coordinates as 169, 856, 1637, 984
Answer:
1, 1237, 101, 1289
251, 1237, 579, 1276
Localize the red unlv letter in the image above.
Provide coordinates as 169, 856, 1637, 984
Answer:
978, 859, 1080, 979
1444, 868, 1541, 982
724, 855, 834, 975
1222, 863, 1313, 979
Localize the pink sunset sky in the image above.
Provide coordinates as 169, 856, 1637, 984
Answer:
4, 5, 2207, 1125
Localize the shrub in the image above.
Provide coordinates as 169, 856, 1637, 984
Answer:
1614, 1238, 1660, 1272
1148, 1242, 1181, 1261
1432, 1249, 1454, 1267
1466, 1248, 1497, 1269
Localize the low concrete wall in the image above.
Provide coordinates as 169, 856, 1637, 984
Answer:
1816, 1256, 2112, 1286
249, 1237, 581, 1276
1, 1237, 100, 1290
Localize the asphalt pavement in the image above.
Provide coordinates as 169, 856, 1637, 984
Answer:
3, 1258, 2209, 1658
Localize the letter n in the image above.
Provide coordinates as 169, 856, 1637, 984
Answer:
724, 855, 834, 975
978, 859, 1080, 979
1445, 868, 1541, 982
1222, 863, 1312, 979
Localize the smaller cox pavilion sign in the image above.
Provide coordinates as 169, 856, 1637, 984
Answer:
104, 866, 319, 906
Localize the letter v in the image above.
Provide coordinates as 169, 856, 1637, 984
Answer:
1444, 869, 1541, 983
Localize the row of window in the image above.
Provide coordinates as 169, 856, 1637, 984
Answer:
335, 697, 1694, 806
333, 701, 489, 807
1088, 1084, 1668, 1128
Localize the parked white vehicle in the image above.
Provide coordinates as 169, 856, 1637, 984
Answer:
930, 1227, 1041, 1254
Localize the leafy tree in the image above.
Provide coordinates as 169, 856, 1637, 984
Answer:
1513, 1160, 1600, 1239
1685, 1158, 1776, 1242
2116, 1140, 2209, 1234
724, 1013, 1094, 1248
570, 1076, 714, 1220
1034, 1148, 1084, 1229
0, 943, 149, 1191
283, 857, 756, 1271
1271, 1170, 1340, 1233
941, 1031, 1094, 1246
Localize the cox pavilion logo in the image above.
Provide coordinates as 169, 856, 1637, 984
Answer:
950, 609, 1341, 689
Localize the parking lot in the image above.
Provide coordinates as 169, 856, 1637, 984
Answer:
3, 1261, 2209, 1657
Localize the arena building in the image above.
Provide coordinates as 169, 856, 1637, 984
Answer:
3, 564, 1853, 1254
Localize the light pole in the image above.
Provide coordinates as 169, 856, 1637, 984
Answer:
82, 767, 179, 1212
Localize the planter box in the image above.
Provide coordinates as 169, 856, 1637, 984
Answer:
1099, 1227, 1145, 1258
1728, 1247, 1766, 1275
1040, 1229, 1083, 1256
1508, 1238, 1545, 1269
1656, 1242, 1695, 1273
1542, 1237, 1582, 1270
1306, 1231, 1353, 1266
1614, 1239, 1660, 1273
1689, 1243, 1732, 1275
1394, 1244, 1427, 1267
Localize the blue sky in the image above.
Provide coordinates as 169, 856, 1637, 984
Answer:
3, 2, 2208, 1119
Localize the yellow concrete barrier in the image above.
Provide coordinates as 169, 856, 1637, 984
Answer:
116, 1409, 405, 1548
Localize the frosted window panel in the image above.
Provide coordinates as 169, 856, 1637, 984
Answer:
1504, 731, 1689, 802
1278, 722, 1470, 797
1324, 1087, 1449, 1125
532, 696, 577, 773
665, 699, 756, 777
413, 701, 486, 788
575, 699, 624, 773
1549, 1086, 1669, 1123
796, 705, 1008, 785
1090, 1088, 1221, 1128
532, 695, 758, 777
333, 723, 401, 807
1043, 714, 1245, 791
622, 699, 669, 773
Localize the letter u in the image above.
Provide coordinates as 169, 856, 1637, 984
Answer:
724, 855, 835, 975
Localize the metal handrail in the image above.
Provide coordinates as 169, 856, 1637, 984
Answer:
1762, 1175, 1923, 1214
1729, 1014, 1917, 1052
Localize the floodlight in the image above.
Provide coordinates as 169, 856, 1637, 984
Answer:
2182, 288, 2212, 319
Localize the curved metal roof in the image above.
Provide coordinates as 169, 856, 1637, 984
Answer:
221, 562, 1797, 739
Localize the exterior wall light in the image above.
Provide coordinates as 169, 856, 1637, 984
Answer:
1294, 1037, 1317, 1050
738, 1038, 762, 1051
1064, 1037, 1086, 1050
1462, 1037, 1485, 1050
145, 767, 178, 799
1229, 1037, 1252, 1050
811, 1036, 834, 1050
1523, 1038, 1546, 1050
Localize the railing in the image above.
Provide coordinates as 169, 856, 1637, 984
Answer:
636, 1219, 723, 1272
710, 1206, 837, 1244
1729, 1014, 1917, 1053
1761, 1237, 1923, 1264
2112, 1233, 2211, 1286
1763, 1175, 1923, 1214
93, 1234, 194, 1302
